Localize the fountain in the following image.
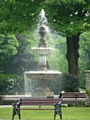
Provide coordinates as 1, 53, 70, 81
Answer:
24, 9, 61, 97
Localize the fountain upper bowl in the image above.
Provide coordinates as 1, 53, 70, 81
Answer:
31, 47, 54, 55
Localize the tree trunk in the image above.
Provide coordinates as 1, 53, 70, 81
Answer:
66, 33, 80, 77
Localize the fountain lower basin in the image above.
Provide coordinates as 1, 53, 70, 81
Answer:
24, 70, 61, 80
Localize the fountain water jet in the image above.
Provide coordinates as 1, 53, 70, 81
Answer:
24, 9, 61, 97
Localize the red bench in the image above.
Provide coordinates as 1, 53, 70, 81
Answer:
20, 98, 59, 108
62, 92, 86, 98
11, 93, 86, 120
12, 97, 61, 120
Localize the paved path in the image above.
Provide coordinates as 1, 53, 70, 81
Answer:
0, 105, 12, 107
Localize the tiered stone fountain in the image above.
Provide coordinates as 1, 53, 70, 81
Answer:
24, 9, 61, 97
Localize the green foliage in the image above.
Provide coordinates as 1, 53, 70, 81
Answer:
86, 89, 90, 98
0, 74, 8, 95
0, 0, 44, 33
0, 34, 19, 73
45, 0, 90, 36
1, 32, 39, 75
46, 0, 86, 5
79, 31, 90, 89
0, 34, 19, 59
45, 33, 68, 72
0, 74, 24, 95
62, 73, 79, 92
79, 31, 90, 69
1, 0, 88, 35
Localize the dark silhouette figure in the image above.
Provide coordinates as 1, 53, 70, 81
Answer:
12, 98, 22, 120
58, 93, 62, 106
54, 93, 62, 120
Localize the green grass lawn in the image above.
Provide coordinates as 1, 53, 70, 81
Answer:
0, 106, 90, 120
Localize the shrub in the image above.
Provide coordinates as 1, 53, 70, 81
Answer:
0, 74, 24, 95
62, 73, 79, 92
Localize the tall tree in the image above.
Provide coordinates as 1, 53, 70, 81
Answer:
44, 0, 90, 78
40, 0, 90, 91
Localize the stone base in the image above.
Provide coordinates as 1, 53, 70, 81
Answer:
31, 87, 54, 97
86, 98, 90, 106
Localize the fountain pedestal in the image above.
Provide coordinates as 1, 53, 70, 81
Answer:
32, 78, 54, 97
32, 87, 54, 97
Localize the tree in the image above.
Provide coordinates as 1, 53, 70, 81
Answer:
0, 34, 19, 73
0, 0, 44, 33
0, 0, 45, 73
2, 33, 38, 75
42, 0, 90, 91
45, 0, 90, 76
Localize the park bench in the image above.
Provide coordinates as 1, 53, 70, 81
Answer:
12, 97, 62, 120
11, 93, 86, 120
62, 92, 86, 98
62, 92, 86, 104
62, 93, 86, 101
